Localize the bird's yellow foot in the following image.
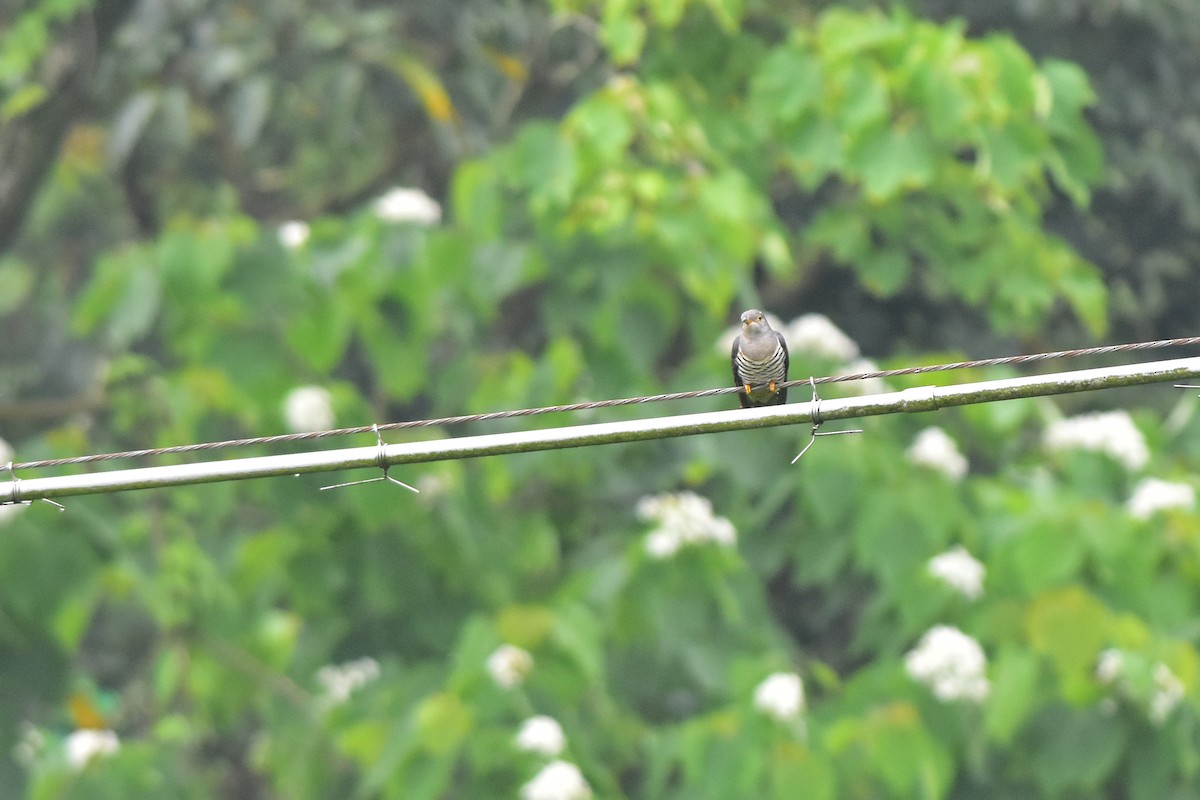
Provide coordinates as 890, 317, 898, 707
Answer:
743, 383, 752, 395
768, 381, 777, 393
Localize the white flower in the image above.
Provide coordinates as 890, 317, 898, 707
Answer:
927, 546, 985, 600
374, 187, 442, 225
1127, 478, 1195, 520
906, 427, 969, 482
487, 644, 533, 689
753, 671, 806, 721
785, 313, 860, 362
839, 358, 887, 395
13, 722, 45, 767
1095, 648, 1124, 684
520, 760, 592, 800
0, 436, 24, 526
1044, 410, 1149, 471
65, 729, 119, 770
317, 657, 380, 703
1150, 663, 1185, 724
904, 625, 990, 703
283, 386, 334, 433
516, 715, 566, 758
637, 491, 737, 559
277, 220, 310, 249
644, 528, 682, 559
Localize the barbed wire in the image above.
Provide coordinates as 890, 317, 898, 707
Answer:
11, 335, 1200, 471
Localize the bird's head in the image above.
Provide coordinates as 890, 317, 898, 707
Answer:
740, 309, 772, 338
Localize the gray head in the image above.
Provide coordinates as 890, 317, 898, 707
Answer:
739, 309, 774, 341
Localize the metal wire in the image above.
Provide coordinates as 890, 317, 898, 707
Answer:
11, 335, 1200, 471
6, 355, 1200, 505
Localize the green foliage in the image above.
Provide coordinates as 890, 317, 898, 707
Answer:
0, 0, 93, 115
3, 0, 1198, 799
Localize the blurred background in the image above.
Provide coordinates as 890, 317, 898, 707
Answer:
3, 0, 1200, 797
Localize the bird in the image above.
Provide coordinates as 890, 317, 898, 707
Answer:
731, 309, 789, 408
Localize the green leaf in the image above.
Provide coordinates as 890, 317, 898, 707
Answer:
771, 742, 836, 800
985, 647, 1041, 744
414, 693, 472, 755
988, 37, 1037, 112
285, 287, 353, 372
1040, 59, 1097, 129
602, 10, 647, 66
806, 207, 870, 265
703, 0, 743, 31
469, 241, 548, 309
71, 249, 161, 349
0, 256, 34, 315
1025, 586, 1111, 699
832, 62, 890, 133
358, 311, 427, 400
856, 247, 911, 296
567, 91, 636, 164
1028, 705, 1126, 795
977, 122, 1043, 190
107, 89, 159, 169
0, 82, 46, 119
647, 0, 687, 27
853, 703, 953, 798
750, 47, 822, 125
452, 158, 504, 238
1008, 520, 1086, 595
1052, 249, 1107, 336
785, 116, 843, 187
230, 74, 272, 148
508, 123, 579, 215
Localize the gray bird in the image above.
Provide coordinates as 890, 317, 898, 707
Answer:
731, 309, 789, 407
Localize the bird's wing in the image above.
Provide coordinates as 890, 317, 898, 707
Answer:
730, 335, 743, 386
776, 330, 789, 379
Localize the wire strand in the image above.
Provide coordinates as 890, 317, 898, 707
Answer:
12, 335, 1200, 471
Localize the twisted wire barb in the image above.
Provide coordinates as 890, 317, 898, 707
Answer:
12, 335, 1200, 471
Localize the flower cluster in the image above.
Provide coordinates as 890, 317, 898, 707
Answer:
283, 385, 335, 433
1126, 477, 1195, 520
520, 759, 592, 800
65, 729, 120, 770
927, 546, 985, 600
784, 313, 861, 362
906, 427, 969, 482
277, 220, 310, 249
13, 722, 45, 767
1095, 648, 1186, 725
1095, 648, 1124, 684
515, 716, 566, 758
487, 644, 534, 689
317, 657, 381, 704
636, 491, 737, 559
753, 672, 806, 721
1044, 410, 1149, 471
904, 625, 989, 703
374, 187, 442, 225
1150, 663, 1186, 724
